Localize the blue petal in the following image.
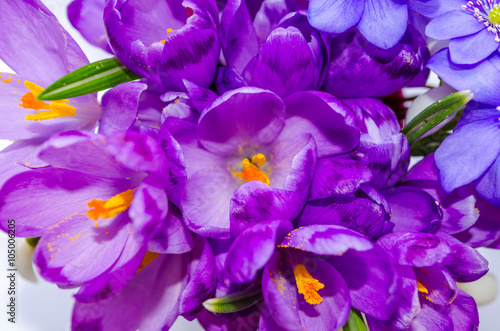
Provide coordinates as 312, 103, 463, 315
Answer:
475, 155, 500, 207
308, 0, 365, 34
449, 28, 499, 64
425, 10, 484, 40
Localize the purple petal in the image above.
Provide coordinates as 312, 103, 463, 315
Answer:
410, 298, 453, 330
68, 0, 112, 53
215, 66, 249, 95
454, 198, 500, 247
358, 0, 408, 49
409, 0, 465, 18
328, 244, 401, 320
0, 0, 88, 83
183, 79, 218, 114
220, 0, 259, 73
99, 82, 147, 136
449, 28, 499, 64
72, 253, 189, 330
0, 168, 133, 237
34, 213, 132, 285
0, 138, 46, 188
309, 157, 373, 200
475, 155, 500, 207
198, 87, 286, 155
425, 10, 484, 40
449, 289, 479, 330
427, 49, 500, 106
414, 264, 457, 306
308, 0, 365, 34
284, 91, 360, 157
382, 186, 443, 232
435, 109, 500, 192
279, 225, 373, 255
225, 219, 293, 283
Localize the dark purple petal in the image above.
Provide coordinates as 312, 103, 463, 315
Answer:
449, 289, 479, 331
309, 157, 373, 200
382, 186, 443, 232
279, 225, 373, 255
34, 213, 132, 286
328, 244, 401, 320
454, 198, 500, 247
284, 91, 360, 157
198, 87, 286, 155
72, 253, 189, 330
68, 0, 112, 53
414, 264, 457, 306
220, 0, 259, 73
225, 219, 293, 283
215, 67, 249, 95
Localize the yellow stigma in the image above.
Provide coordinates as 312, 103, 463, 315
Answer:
293, 264, 325, 305
417, 281, 428, 294
490, 6, 500, 24
137, 251, 160, 273
233, 153, 270, 185
20, 81, 76, 121
87, 189, 134, 224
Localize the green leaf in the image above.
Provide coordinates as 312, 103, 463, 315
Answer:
343, 308, 367, 331
202, 286, 262, 313
37, 57, 141, 100
26, 237, 40, 248
402, 90, 473, 145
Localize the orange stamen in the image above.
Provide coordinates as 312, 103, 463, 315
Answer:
294, 264, 324, 305
19, 81, 75, 121
87, 189, 134, 224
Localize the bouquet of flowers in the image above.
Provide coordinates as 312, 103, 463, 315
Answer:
1, 0, 499, 330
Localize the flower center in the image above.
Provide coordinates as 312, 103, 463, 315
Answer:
293, 264, 325, 305
233, 153, 270, 185
462, 0, 500, 42
19, 81, 76, 121
87, 189, 134, 226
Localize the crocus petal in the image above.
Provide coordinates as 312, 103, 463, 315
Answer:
263, 251, 350, 330
179, 239, 217, 319
198, 87, 286, 155
427, 49, 500, 106
425, 10, 484, 40
283, 91, 360, 158
308, 0, 365, 34
410, 299, 453, 330
439, 233, 489, 282
72, 253, 189, 331
414, 264, 457, 306
0, 168, 134, 237
450, 289, 479, 331
404, 154, 479, 234
68, 0, 112, 52
225, 219, 293, 283
0, 0, 88, 82
309, 157, 373, 200
183, 79, 218, 114
0, 138, 46, 188
74, 234, 145, 303
215, 67, 249, 95
279, 224, 373, 255
39, 131, 135, 179
449, 28, 499, 64
382, 186, 443, 233
328, 244, 401, 320
358, 0, 408, 49
435, 108, 500, 192
34, 212, 132, 285
454, 198, 500, 247
99, 82, 148, 135
220, 0, 259, 73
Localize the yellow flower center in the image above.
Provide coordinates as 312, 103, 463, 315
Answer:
233, 153, 270, 185
19, 81, 76, 121
490, 6, 500, 24
293, 264, 325, 305
87, 189, 134, 226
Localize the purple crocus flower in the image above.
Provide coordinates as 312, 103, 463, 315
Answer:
366, 231, 486, 330
434, 103, 500, 207
0, 0, 100, 185
322, 25, 430, 98
0, 130, 189, 301
222, 223, 401, 329
103, 0, 220, 91
307, 0, 410, 49
164, 87, 359, 239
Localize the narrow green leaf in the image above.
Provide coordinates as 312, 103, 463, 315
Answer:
343, 308, 367, 331
26, 237, 40, 248
202, 286, 262, 313
37, 57, 141, 100
401, 90, 473, 144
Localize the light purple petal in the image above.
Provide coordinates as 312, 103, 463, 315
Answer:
425, 10, 484, 40
308, 0, 365, 34
475, 155, 500, 207
449, 28, 499, 64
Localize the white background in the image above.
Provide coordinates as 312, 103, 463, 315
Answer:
0, 0, 499, 330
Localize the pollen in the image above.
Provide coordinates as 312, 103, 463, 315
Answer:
233, 154, 270, 185
293, 264, 325, 305
137, 251, 160, 273
417, 281, 428, 294
19, 81, 76, 121
87, 189, 134, 222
